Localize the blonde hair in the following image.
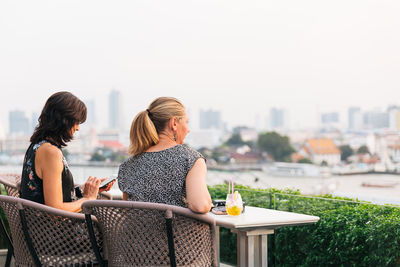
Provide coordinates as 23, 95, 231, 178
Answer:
128, 97, 186, 156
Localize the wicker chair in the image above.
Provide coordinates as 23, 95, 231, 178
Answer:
83, 200, 218, 267
0, 195, 105, 266
0, 174, 22, 267
0, 173, 21, 197
0, 173, 110, 266
0, 195, 34, 266
0, 202, 15, 267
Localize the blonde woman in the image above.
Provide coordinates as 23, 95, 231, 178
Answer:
118, 97, 212, 213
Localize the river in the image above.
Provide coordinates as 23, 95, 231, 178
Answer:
2, 165, 400, 205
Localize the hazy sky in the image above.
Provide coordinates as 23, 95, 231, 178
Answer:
1, 0, 400, 133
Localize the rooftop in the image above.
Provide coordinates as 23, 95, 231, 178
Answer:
305, 138, 341, 154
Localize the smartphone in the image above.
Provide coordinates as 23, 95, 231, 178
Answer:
211, 206, 227, 215
99, 176, 117, 189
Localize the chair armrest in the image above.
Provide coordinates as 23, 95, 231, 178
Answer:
97, 192, 112, 200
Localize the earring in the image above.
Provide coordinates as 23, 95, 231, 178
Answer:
174, 131, 177, 141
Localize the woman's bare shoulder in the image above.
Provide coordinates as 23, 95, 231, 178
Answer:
36, 142, 62, 159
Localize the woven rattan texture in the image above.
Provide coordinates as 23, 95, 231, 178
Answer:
92, 206, 170, 266
0, 200, 34, 266
173, 214, 214, 267
1, 174, 21, 197
23, 206, 103, 266
88, 206, 214, 267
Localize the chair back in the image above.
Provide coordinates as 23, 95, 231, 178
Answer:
0, 174, 21, 197
0, 195, 104, 266
0, 195, 34, 266
83, 200, 217, 267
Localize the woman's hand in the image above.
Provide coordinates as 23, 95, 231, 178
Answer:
82, 176, 101, 199
98, 177, 116, 192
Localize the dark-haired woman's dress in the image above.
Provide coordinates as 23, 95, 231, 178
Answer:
20, 140, 75, 204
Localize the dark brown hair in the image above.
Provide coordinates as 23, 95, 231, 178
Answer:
30, 91, 87, 147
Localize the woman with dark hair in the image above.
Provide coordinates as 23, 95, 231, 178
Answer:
20, 91, 113, 212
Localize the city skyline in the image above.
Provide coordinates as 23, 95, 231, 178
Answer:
2, 94, 399, 137
1, 0, 400, 133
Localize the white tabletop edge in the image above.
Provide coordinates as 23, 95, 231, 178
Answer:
209, 206, 320, 230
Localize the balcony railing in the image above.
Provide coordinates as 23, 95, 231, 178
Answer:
209, 185, 400, 266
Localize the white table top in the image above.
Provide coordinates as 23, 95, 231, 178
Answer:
209, 206, 319, 230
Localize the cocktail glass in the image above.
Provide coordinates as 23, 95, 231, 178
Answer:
226, 191, 243, 216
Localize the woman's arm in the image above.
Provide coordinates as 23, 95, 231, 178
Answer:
185, 158, 212, 213
36, 144, 100, 212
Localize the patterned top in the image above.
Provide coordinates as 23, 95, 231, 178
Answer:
118, 144, 205, 207
20, 140, 75, 204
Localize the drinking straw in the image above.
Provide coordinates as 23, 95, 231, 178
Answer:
228, 181, 231, 195
231, 177, 234, 201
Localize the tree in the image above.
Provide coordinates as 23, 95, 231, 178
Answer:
90, 152, 106, 162
110, 151, 127, 163
339, 145, 353, 161
357, 145, 370, 154
298, 158, 313, 164
225, 133, 246, 146
257, 132, 295, 162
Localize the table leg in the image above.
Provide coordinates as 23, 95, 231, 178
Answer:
247, 235, 255, 267
254, 235, 259, 267
238, 231, 247, 267
259, 235, 268, 267
216, 226, 220, 265
234, 229, 273, 267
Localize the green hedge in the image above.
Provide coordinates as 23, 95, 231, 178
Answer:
208, 185, 300, 265
208, 185, 400, 267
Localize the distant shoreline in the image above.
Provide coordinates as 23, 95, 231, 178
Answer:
4, 161, 399, 177
70, 162, 120, 168
335, 171, 400, 176
68, 162, 400, 176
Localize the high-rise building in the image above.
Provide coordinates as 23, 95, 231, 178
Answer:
363, 109, 389, 130
321, 112, 339, 124
320, 112, 340, 131
109, 90, 122, 130
387, 106, 400, 131
9, 110, 30, 136
85, 99, 97, 127
0, 120, 4, 152
0, 120, 5, 140
348, 107, 362, 131
199, 109, 221, 130
31, 112, 39, 132
270, 108, 285, 129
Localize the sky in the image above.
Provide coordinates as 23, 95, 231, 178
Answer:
1, 0, 400, 134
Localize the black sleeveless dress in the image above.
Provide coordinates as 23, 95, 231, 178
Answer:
20, 140, 75, 204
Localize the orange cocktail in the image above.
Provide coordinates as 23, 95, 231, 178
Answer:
226, 191, 243, 216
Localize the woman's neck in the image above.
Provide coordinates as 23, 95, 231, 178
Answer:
146, 133, 177, 152
45, 137, 61, 148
